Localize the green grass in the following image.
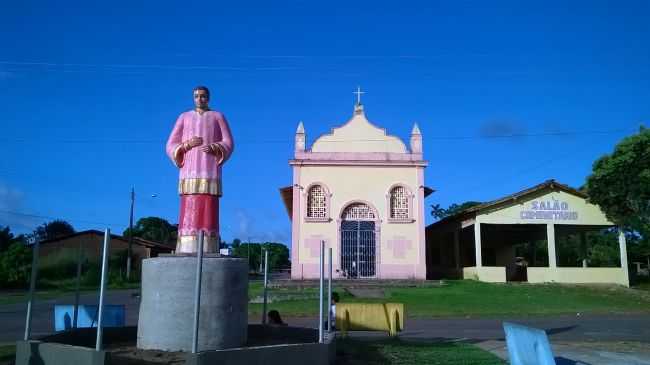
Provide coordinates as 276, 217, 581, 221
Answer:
0, 344, 15, 364
0, 281, 140, 306
253, 280, 650, 318
336, 338, 504, 365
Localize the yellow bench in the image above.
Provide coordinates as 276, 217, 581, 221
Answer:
335, 303, 404, 337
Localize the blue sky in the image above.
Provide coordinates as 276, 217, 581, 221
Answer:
1, 1, 648, 245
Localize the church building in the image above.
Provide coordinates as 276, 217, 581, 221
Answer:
280, 92, 432, 280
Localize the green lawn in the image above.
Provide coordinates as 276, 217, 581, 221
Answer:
336, 338, 504, 365
0, 345, 15, 365
4, 279, 649, 318
0, 281, 140, 306
252, 280, 650, 318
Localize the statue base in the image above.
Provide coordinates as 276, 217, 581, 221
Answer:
137, 256, 248, 352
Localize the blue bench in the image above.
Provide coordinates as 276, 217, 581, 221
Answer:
503, 322, 556, 365
54, 304, 125, 331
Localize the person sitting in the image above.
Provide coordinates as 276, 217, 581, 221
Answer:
326, 291, 340, 330
267, 310, 288, 326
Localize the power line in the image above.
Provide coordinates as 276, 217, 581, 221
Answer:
0, 128, 636, 145
0, 209, 123, 228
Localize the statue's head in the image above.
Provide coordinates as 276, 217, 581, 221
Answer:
193, 86, 210, 110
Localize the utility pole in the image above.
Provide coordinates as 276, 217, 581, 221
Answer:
247, 237, 251, 271
127, 187, 134, 280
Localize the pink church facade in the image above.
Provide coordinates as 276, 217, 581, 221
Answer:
280, 102, 432, 280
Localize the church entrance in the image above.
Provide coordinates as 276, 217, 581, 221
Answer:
340, 203, 377, 278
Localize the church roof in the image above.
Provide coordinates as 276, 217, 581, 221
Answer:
310, 105, 408, 154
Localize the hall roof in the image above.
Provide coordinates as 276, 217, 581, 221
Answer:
427, 179, 591, 229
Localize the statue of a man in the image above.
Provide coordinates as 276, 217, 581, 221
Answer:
166, 86, 234, 253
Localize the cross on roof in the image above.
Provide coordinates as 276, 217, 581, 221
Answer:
353, 86, 365, 105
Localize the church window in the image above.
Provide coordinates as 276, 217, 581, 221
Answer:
389, 186, 410, 220
342, 203, 376, 220
307, 185, 328, 219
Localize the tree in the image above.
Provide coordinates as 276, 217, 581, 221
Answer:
0, 226, 14, 252
232, 238, 241, 248
586, 127, 650, 234
232, 241, 289, 272
431, 201, 482, 220
123, 217, 177, 245
0, 241, 32, 288
586, 127, 650, 263
33, 220, 75, 242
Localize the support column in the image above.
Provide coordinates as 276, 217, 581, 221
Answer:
580, 232, 588, 268
453, 229, 460, 270
546, 224, 557, 268
474, 223, 482, 268
618, 228, 630, 287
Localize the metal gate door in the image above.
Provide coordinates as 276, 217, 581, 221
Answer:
340, 220, 376, 278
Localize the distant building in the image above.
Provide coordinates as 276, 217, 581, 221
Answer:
280, 97, 433, 279
219, 248, 232, 256
426, 180, 630, 286
38, 230, 174, 270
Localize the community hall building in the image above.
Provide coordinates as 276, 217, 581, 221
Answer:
38, 230, 174, 271
425, 180, 630, 287
280, 97, 432, 279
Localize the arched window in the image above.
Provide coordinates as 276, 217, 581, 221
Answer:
307, 185, 327, 219
342, 202, 376, 220
389, 186, 410, 220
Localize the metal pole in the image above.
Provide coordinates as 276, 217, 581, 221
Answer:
192, 231, 205, 353
356, 227, 360, 278
318, 240, 324, 343
127, 187, 134, 280
73, 241, 83, 329
259, 244, 264, 273
327, 247, 332, 332
96, 229, 111, 351
262, 249, 268, 324
23, 238, 40, 341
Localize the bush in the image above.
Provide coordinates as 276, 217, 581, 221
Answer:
0, 242, 32, 289
39, 248, 82, 281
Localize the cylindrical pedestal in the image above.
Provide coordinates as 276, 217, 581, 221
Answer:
137, 256, 248, 352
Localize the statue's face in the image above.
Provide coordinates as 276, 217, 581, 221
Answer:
193, 90, 209, 109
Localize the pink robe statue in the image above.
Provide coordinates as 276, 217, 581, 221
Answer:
166, 110, 234, 253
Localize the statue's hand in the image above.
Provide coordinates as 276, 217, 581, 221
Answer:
184, 136, 203, 151
201, 143, 223, 160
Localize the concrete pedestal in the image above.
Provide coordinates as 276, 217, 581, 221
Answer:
137, 256, 248, 352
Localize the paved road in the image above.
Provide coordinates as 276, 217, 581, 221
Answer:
2, 289, 649, 345
284, 314, 650, 343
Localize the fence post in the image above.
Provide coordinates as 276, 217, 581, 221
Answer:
262, 249, 269, 325
95, 229, 111, 351
327, 247, 332, 333
318, 240, 324, 343
23, 237, 40, 341
191, 231, 205, 353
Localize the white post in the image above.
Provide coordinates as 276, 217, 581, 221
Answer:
95, 229, 111, 351
23, 238, 40, 341
73, 241, 83, 329
580, 232, 588, 268
546, 224, 557, 268
453, 229, 460, 270
327, 247, 332, 333
618, 228, 630, 287
474, 223, 482, 268
191, 231, 205, 353
262, 250, 268, 325
318, 240, 324, 343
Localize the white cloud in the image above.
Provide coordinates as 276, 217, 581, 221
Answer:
0, 182, 39, 233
